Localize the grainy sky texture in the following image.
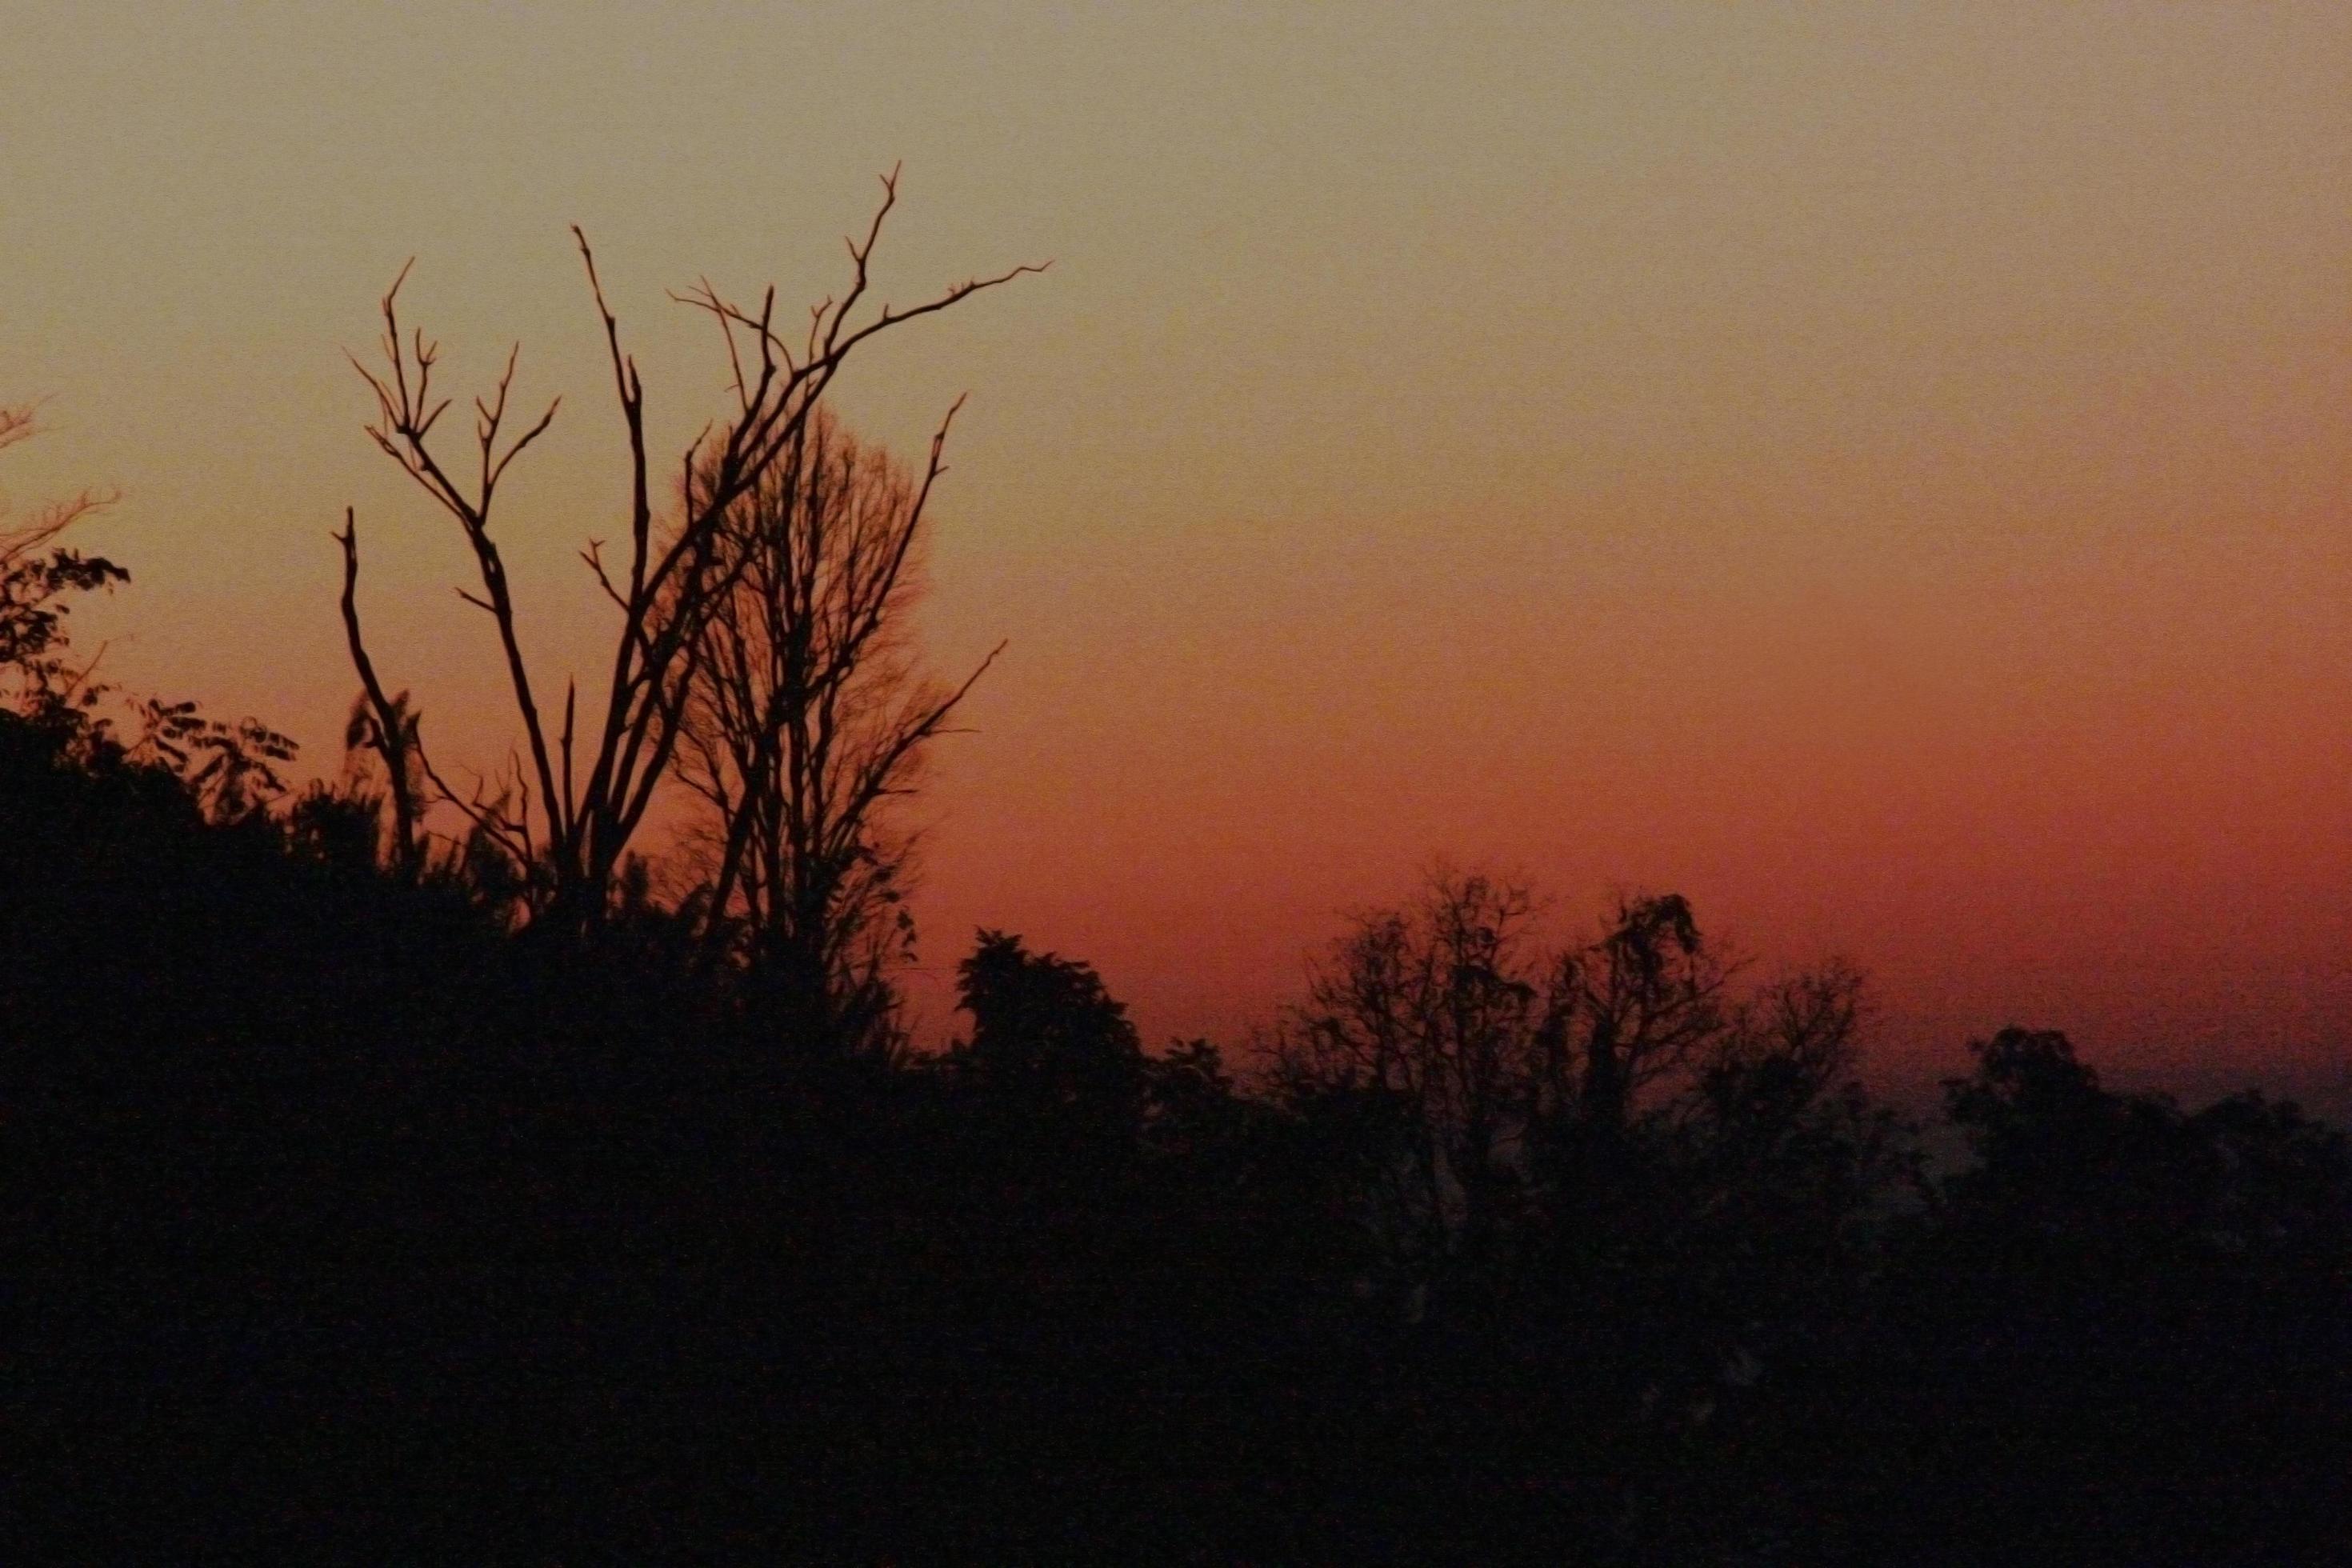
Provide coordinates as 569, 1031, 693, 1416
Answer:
6, 3, 2348, 1099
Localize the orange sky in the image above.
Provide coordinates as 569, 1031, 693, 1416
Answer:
6, 4, 2347, 1105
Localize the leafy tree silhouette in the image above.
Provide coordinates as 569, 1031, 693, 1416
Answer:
950, 929, 1147, 1158
0, 400, 126, 728
1815, 1025, 2352, 1560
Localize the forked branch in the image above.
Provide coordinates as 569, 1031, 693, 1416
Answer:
338, 170, 1038, 932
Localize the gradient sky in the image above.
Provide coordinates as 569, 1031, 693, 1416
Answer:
6, 3, 2348, 1104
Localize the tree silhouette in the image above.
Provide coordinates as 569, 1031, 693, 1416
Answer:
15, 348, 2351, 1558
954, 929, 1147, 1131
0, 400, 126, 726
1678, 962, 1914, 1240
1274, 870, 1550, 1279
338, 169, 1042, 931
0, 401, 293, 812
674, 406, 999, 1055
333, 512, 426, 880
1538, 890, 1729, 1137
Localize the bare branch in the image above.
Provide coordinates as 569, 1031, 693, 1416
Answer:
342, 178, 1033, 939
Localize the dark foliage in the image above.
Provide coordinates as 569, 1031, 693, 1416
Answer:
10, 688, 2347, 1560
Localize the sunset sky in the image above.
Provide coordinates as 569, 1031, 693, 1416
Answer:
6, 4, 2347, 1104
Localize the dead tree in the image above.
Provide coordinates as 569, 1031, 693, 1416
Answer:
337, 168, 1041, 930
674, 406, 1001, 1054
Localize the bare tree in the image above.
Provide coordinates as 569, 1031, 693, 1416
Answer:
334, 510, 424, 879
1275, 870, 1551, 1276
337, 168, 1041, 930
1534, 891, 1730, 1137
1276, 875, 1744, 1290
674, 405, 1000, 1054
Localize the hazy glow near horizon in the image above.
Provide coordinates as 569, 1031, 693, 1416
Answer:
6, 4, 2347, 1097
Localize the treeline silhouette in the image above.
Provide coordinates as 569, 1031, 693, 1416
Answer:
10, 192, 2351, 1558
14, 703, 2349, 1562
